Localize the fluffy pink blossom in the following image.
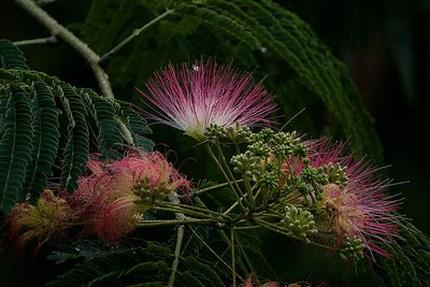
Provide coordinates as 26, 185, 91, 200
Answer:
304, 139, 401, 258
6, 189, 73, 251
72, 152, 189, 242
138, 59, 277, 140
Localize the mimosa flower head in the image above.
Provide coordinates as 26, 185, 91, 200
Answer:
307, 139, 401, 258
139, 59, 277, 140
73, 151, 189, 242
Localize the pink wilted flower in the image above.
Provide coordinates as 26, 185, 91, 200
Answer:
6, 189, 73, 251
305, 139, 401, 258
138, 59, 277, 140
72, 151, 189, 242
244, 274, 281, 287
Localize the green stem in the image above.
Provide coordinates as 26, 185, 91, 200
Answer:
231, 228, 237, 287
189, 227, 237, 276
157, 201, 228, 220
254, 218, 331, 250
137, 218, 215, 227
99, 9, 173, 62
194, 198, 250, 278
189, 180, 243, 197
206, 143, 247, 212
234, 225, 261, 230
152, 206, 223, 222
214, 140, 244, 197
234, 233, 255, 275
223, 188, 261, 216
243, 174, 255, 209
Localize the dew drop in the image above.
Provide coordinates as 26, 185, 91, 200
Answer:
192, 64, 200, 71
260, 47, 267, 53
25, 192, 31, 201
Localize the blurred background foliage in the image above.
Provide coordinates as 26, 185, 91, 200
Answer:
1, 0, 430, 286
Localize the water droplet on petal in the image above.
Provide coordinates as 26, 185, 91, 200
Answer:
192, 64, 200, 71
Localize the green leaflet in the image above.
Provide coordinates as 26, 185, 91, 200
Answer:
79, 88, 124, 159
59, 83, 90, 191
378, 220, 430, 287
0, 39, 29, 70
0, 40, 153, 212
117, 101, 154, 151
24, 81, 60, 201
0, 84, 33, 213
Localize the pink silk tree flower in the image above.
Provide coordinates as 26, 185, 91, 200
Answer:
138, 59, 277, 140
72, 152, 189, 242
306, 139, 401, 258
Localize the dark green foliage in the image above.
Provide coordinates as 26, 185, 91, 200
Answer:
59, 83, 90, 191
0, 39, 29, 70
47, 242, 170, 287
24, 81, 60, 200
378, 220, 430, 287
117, 101, 154, 151
0, 40, 153, 212
82, 0, 382, 162
0, 84, 33, 213
175, 0, 383, 161
80, 89, 124, 158
47, 240, 227, 287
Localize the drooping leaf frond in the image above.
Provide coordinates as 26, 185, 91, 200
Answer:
0, 84, 33, 213
83, 0, 383, 162
0, 39, 153, 212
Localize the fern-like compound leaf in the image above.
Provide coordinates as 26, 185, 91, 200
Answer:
0, 39, 29, 70
59, 84, 90, 191
24, 81, 61, 200
0, 84, 33, 213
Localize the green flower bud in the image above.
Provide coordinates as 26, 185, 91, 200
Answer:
225, 122, 252, 142
281, 205, 318, 242
324, 163, 348, 187
204, 124, 226, 140
340, 237, 365, 261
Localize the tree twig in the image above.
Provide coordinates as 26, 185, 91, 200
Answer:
35, 0, 59, 5
99, 9, 173, 63
14, 0, 114, 98
167, 194, 185, 287
13, 35, 57, 46
168, 224, 184, 287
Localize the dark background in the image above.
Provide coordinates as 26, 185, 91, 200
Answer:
1, 0, 429, 285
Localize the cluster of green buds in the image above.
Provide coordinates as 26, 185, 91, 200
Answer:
204, 123, 252, 142
339, 237, 365, 261
323, 163, 348, 187
281, 205, 318, 243
249, 128, 306, 159
230, 151, 260, 179
203, 125, 383, 258
205, 123, 227, 140
295, 166, 329, 201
